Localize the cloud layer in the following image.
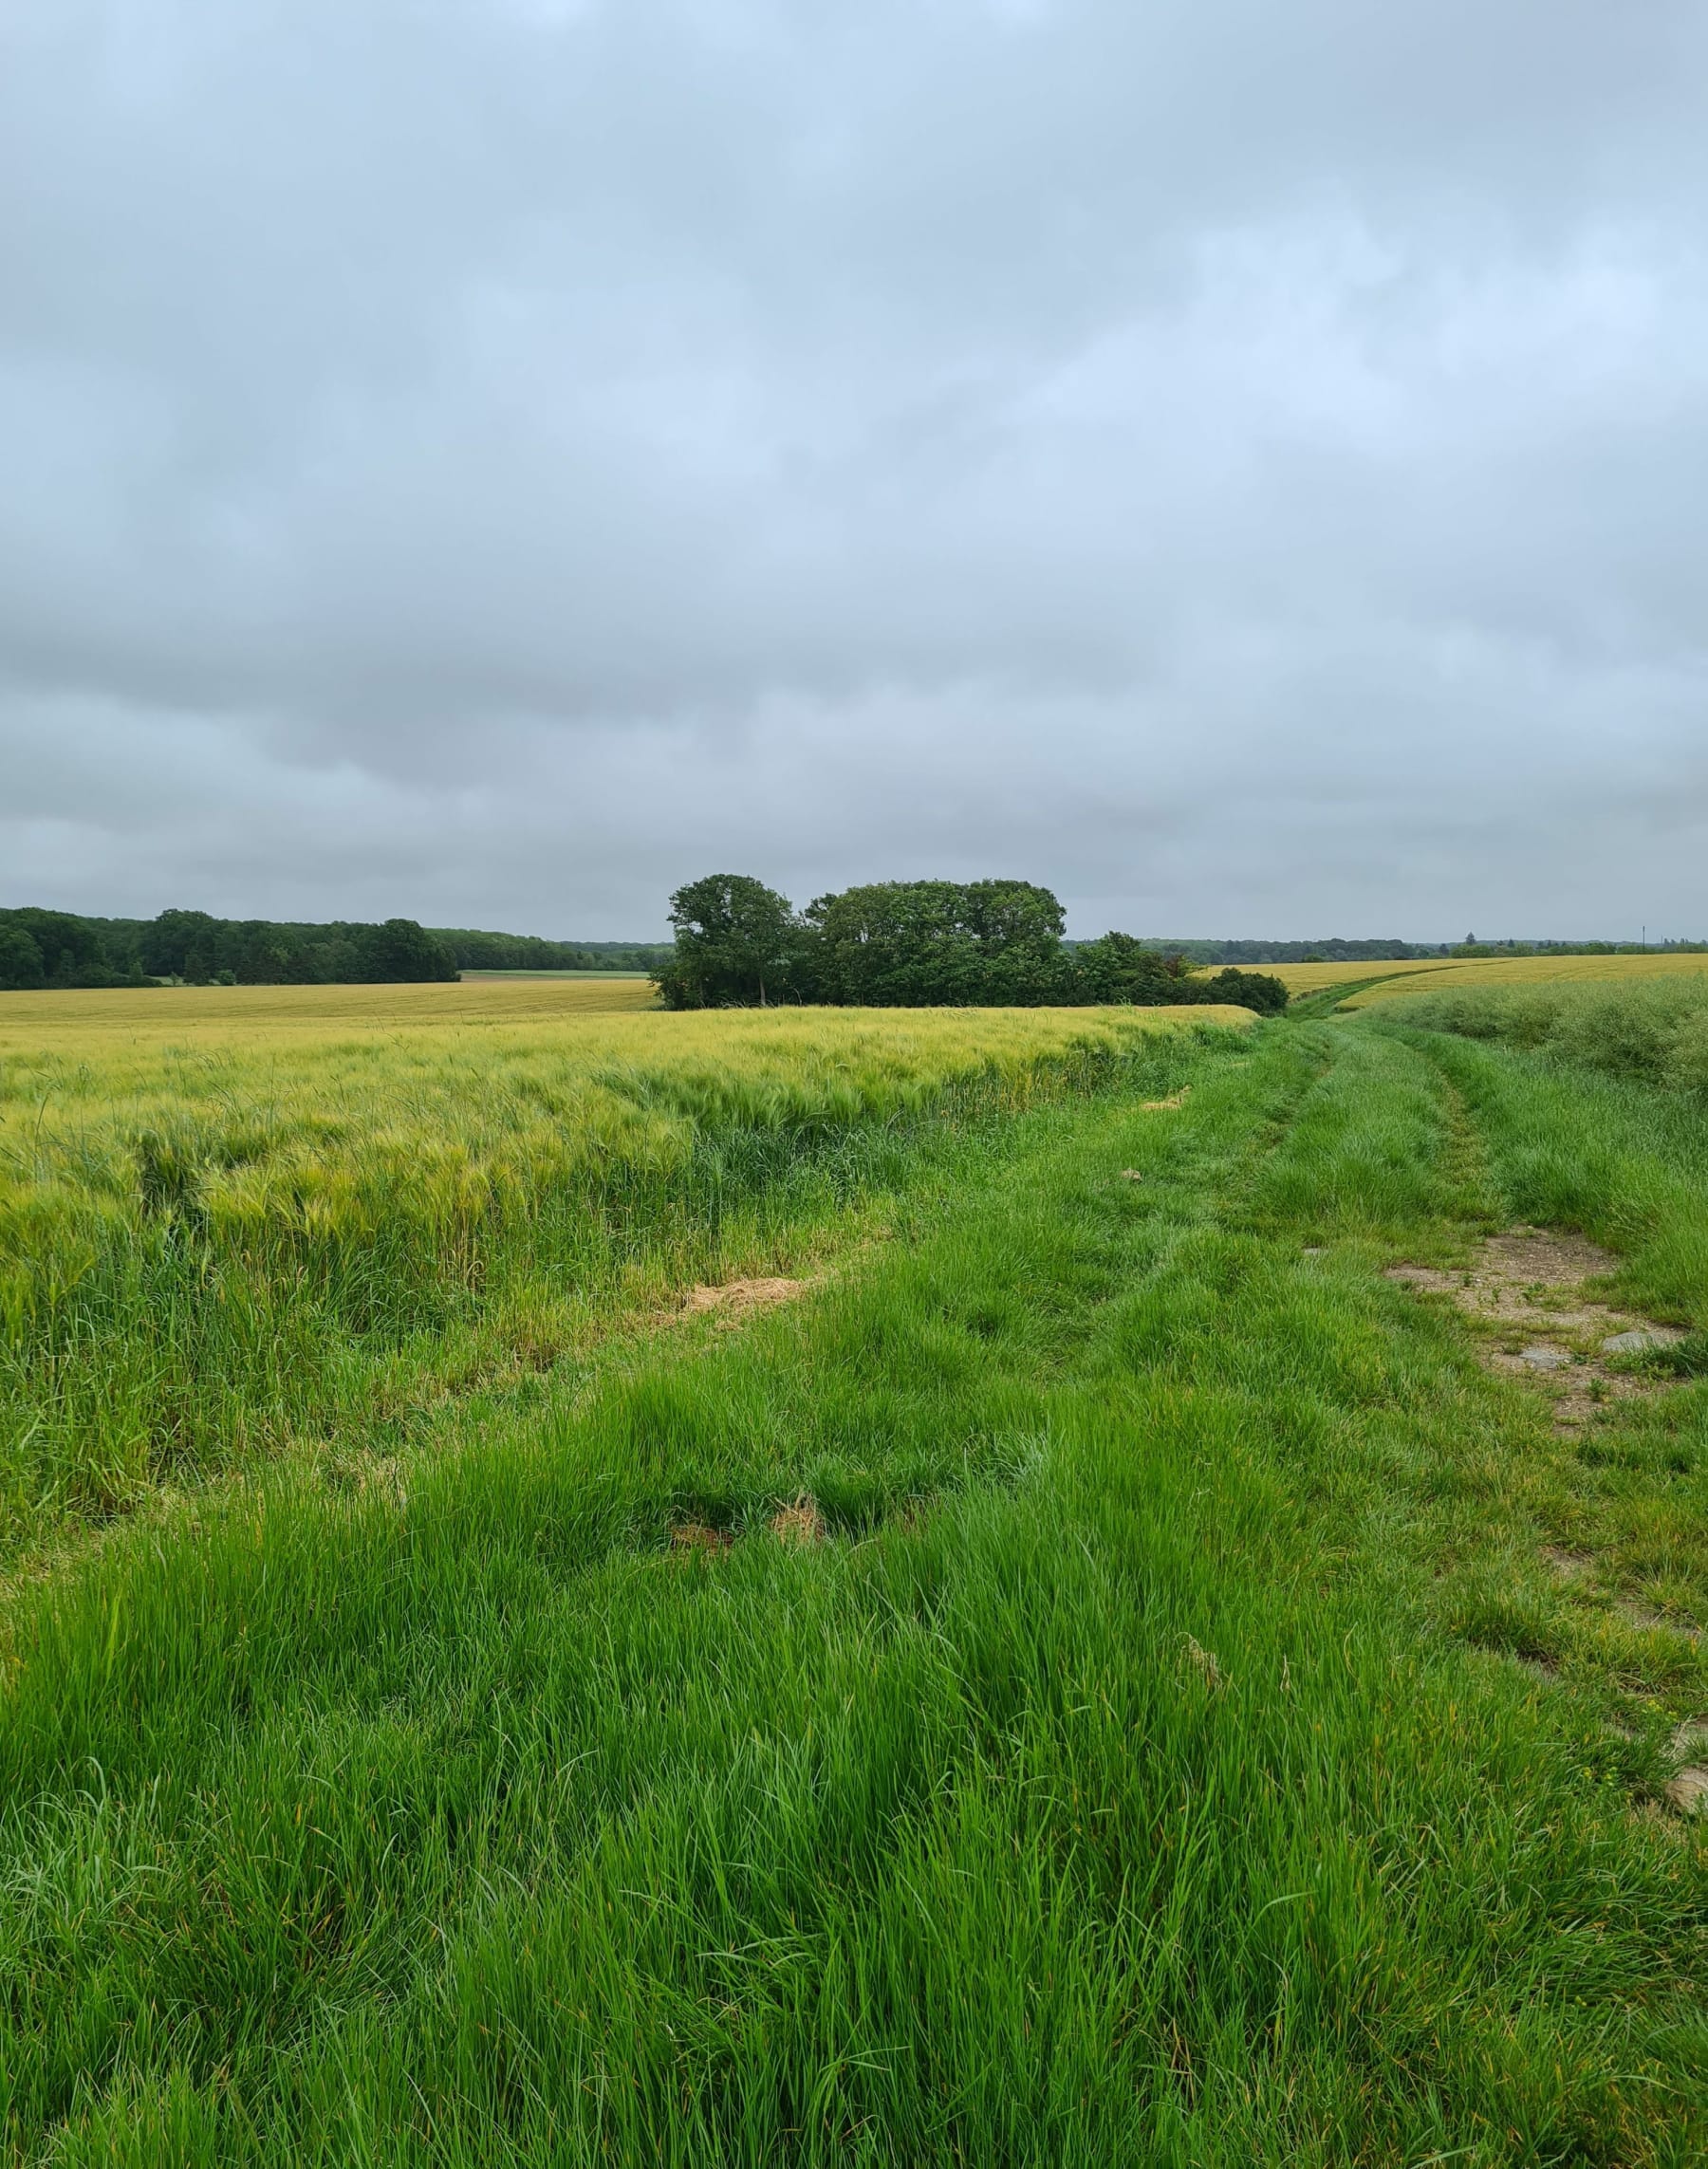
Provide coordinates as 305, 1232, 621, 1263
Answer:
5, 0, 1707, 936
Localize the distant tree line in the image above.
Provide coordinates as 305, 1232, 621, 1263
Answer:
0, 907, 461, 989
1136, 936, 1708, 964
440, 928, 673, 973
654, 876, 1291, 1014
0, 909, 685, 991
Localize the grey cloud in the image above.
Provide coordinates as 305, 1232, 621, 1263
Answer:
3, 1, 1707, 937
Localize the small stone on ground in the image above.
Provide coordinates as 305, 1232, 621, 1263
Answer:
1602, 1327, 1681, 1354
1664, 1730, 1708, 1816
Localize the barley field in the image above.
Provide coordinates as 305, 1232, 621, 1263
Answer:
1, 987, 1703, 2163
0, 990, 1237, 1560
1207, 955, 1464, 994
1235, 950, 1708, 1000
1342, 951, 1708, 1004
0, 975, 661, 1047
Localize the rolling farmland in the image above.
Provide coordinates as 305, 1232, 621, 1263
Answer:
0, 985, 1703, 2162
0, 990, 1239, 1560
1231, 950, 1708, 1001
1342, 950, 1708, 1004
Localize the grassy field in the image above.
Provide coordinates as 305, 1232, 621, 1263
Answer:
1374, 974, 1708, 1095
0, 991, 1703, 2161
0, 990, 1240, 1565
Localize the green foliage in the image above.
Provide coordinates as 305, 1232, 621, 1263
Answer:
1198, 965, 1290, 1015
803, 878, 1071, 1007
1393, 974, 1708, 1094
1072, 928, 1183, 1004
3, 1006, 1183, 1550
659, 877, 1292, 1011
0, 923, 45, 991
0, 908, 121, 988
5, 907, 460, 990
139, 908, 222, 980
356, 918, 458, 983
434, 928, 673, 972
655, 875, 804, 1009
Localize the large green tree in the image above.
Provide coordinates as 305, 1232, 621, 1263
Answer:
0, 923, 46, 990
353, 919, 459, 984
1071, 930, 1182, 1006
807, 879, 1072, 1006
654, 876, 802, 1009
139, 908, 219, 979
4, 908, 108, 986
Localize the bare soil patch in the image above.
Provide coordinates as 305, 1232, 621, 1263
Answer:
1385, 1227, 1685, 1431
1664, 1720, 1708, 1817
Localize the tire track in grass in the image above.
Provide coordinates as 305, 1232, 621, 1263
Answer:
1375, 1021, 1708, 1814
3, 1021, 1703, 2161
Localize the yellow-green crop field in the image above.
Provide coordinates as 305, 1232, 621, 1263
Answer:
0, 973, 662, 1048
1340, 951, 1708, 1005
3, 980, 1706, 2160
1206, 951, 1708, 998
1219, 956, 1463, 993
0, 988, 1245, 1559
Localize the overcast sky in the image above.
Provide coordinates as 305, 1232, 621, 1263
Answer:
5, 2, 1707, 939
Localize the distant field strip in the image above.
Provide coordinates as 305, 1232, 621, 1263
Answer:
1203, 952, 1708, 998
457, 970, 658, 983
0, 976, 661, 1043
1211, 956, 1464, 993
0, 998, 1245, 1559
1343, 952, 1708, 1004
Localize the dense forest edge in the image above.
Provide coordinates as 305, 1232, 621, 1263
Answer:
0, 907, 671, 990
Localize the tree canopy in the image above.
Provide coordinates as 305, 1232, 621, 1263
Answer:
652, 877, 1290, 1013
653, 876, 802, 1009
0, 908, 460, 990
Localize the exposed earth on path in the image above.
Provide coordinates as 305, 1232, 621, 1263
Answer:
1386, 1227, 1687, 1431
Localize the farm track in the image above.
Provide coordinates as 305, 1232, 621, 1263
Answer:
0, 1014, 1703, 2162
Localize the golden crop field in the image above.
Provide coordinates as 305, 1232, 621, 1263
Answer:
0, 973, 661, 1051
1190, 952, 1708, 999
0, 991, 1247, 1553
1341, 951, 1708, 1006
1216, 957, 1465, 993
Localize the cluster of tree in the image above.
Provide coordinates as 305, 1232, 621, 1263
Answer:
439, 928, 673, 973
0, 907, 458, 989
653, 877, 1291, 1014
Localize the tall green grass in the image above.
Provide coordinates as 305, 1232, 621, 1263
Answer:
0, 1017, 1702, 2161
1390, 973, 1708, 1094
0, 1011, 1213, 1560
